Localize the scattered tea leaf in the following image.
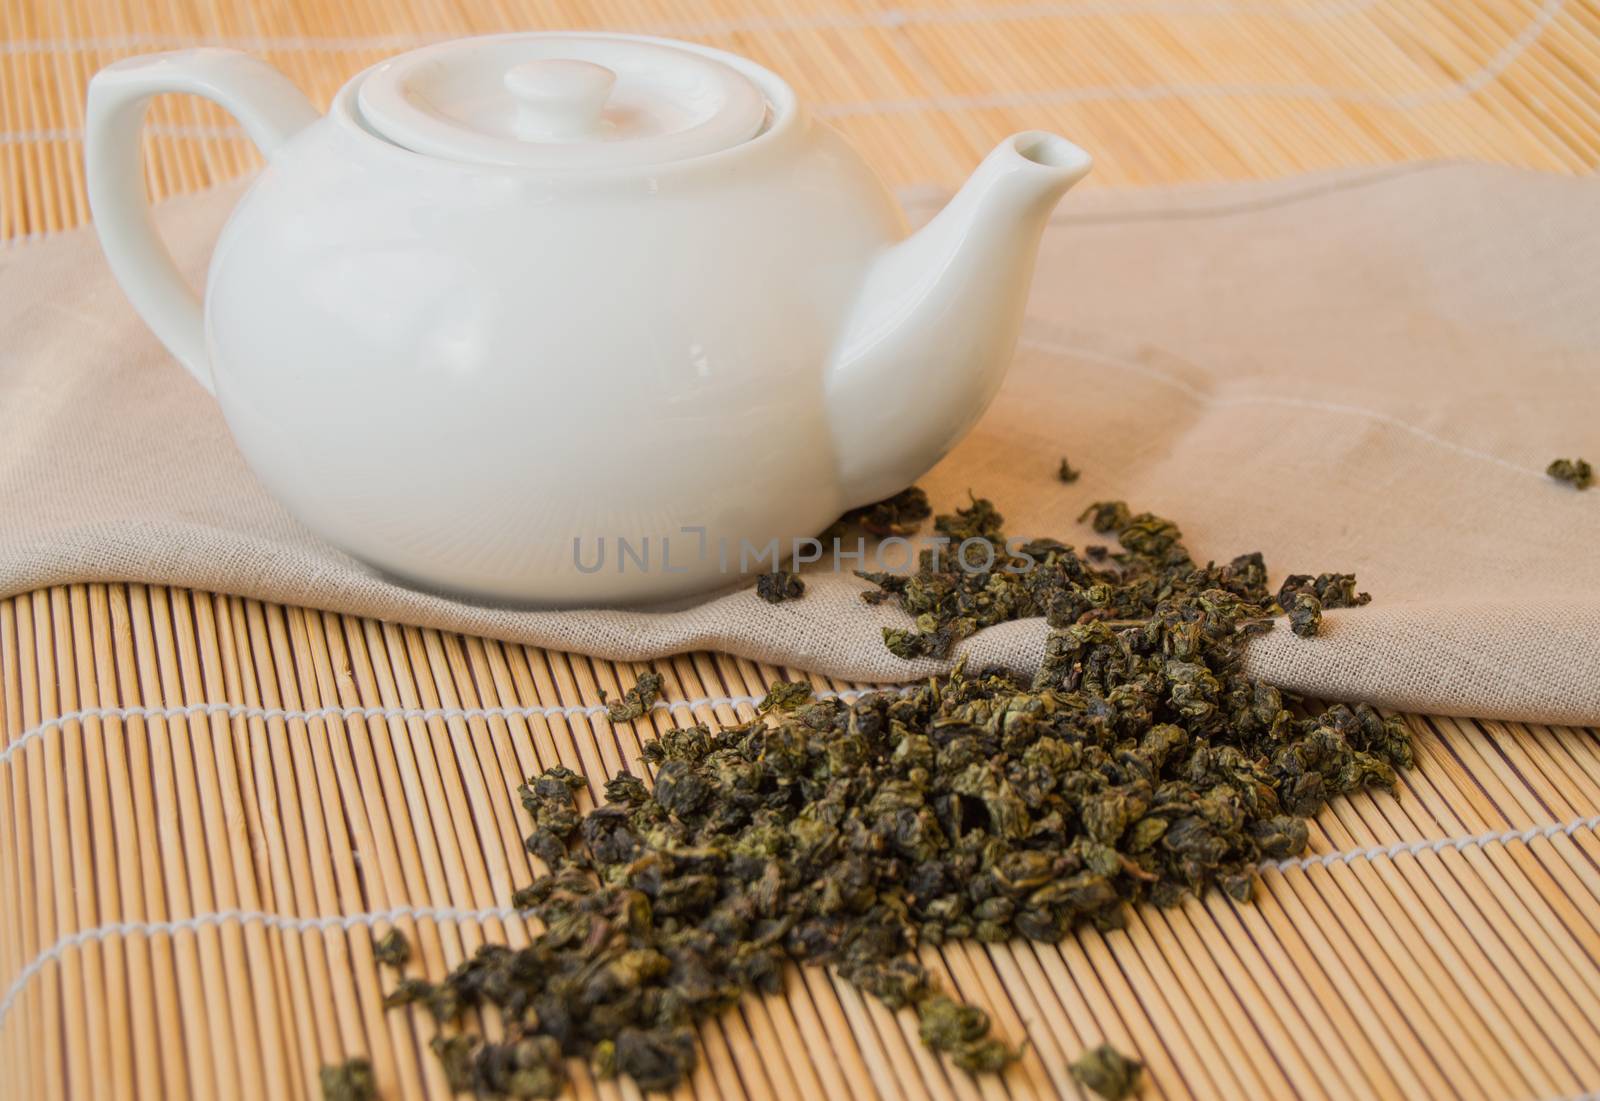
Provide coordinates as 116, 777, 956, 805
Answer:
1548, 457, 1593, 490
755, 570, 806, 603
758, 679, 814, 713
372, 929, 410, 969
606, 671, 664, 722
319, 1059, 376, 1101
1285, 591, 1323, 639
918, 993, 1018, 1072
1057, 458, 1081, 483
836, 485, 933, 537
1277, 573, 1370, 610
430, 1034, 482, 1093
1071, 1043, 1144, 1100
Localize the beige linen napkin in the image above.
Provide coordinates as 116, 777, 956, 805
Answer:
2, 161, 1596, 723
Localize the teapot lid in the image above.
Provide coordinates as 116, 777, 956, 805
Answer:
357, 34, 769, 170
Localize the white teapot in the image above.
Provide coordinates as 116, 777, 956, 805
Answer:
87, 34, 1091, 605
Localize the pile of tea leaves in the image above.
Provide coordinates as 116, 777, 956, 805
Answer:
350, 495, 1410, 1101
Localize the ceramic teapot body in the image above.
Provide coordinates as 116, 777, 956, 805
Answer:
87, 35, 1091, 605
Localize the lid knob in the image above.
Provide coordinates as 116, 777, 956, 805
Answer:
504, 58, 617, 141
357, 34, 771, 168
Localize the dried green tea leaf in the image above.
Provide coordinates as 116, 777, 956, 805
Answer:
755, 570, 806, 603
1070, 1043, 1144, 1100
936, 493, 1006, 543
475, 1035, 567, 1099
918, 994, 1020, 1072
882, 624, 955, 659
835, 485, 932, 537
319, 1059, 376, 1101
430, 1034, 479, 1093
384, 975, 461, 1022
1285, 591, 1323, 638
1548, 457, 1594, 489
612, 1027, 697, 1093
605, 671, 664, 722
1057, 457, 1081, 483
382, 976, 429, 1009
758, 679, 813, 713
590, 1038, 616, 1079
372, 928, 410, 969
1277, 573, 1370, 610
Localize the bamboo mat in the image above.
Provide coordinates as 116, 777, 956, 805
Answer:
3, 1, 1600, 1099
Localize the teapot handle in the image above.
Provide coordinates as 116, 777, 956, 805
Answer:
85, 49, 318, 393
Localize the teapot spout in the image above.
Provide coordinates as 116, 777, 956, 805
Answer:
825, 132, 1091, 507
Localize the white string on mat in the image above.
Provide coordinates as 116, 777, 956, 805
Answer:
1021, 338, 1549, 481
0, 686, 906, 771
1266, 815, 1600, 872
1, 811, 1595, 1034
0, 0, 1386, 56
0, 905, 538, 1027
0, 0, 1567, 148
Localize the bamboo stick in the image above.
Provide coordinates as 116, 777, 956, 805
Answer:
1, 597, 37, 1101
217, 594, 314, 1097
127, 585, 233, 1100
225, 596, 331, 1101
49, 588, 111, 1094
188, 591, 296, 1096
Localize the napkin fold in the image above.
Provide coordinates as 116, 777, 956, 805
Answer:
2, 161, 1596, 723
